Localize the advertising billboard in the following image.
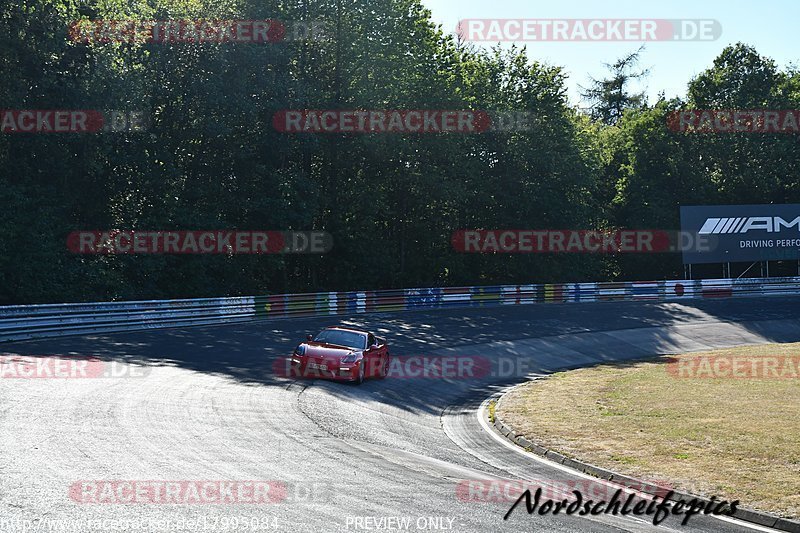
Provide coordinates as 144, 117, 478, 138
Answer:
680, 204, 800, 264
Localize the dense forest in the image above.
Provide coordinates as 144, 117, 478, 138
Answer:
2, 0, 799, 304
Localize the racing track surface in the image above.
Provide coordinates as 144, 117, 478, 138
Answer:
2, 297, 800, 532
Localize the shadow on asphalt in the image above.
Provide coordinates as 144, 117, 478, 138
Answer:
3, 297, 800, 415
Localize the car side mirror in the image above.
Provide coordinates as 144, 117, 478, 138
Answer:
306, 334, 313, 341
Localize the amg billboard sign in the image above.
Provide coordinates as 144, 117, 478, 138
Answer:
698, 216, 800, 234
680, 205, 800, 264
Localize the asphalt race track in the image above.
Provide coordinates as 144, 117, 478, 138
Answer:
2, 297, 800, 533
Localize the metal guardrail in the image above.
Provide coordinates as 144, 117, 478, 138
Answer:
1, 277, 799, 343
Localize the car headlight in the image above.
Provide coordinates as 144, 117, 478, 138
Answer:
294, 345, 306, 356
340, 352, 360, 364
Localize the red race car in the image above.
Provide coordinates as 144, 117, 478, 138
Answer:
289, 326, 390, 384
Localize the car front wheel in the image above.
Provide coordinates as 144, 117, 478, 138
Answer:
356, 360, 365, 384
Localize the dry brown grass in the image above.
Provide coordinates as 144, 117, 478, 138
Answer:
497, 343, 800, 518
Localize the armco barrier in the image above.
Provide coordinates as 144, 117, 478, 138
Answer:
1, 277, 799, 343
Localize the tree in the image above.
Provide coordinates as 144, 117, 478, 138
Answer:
580, 46, 650, 126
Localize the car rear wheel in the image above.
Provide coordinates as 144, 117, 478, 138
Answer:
378, 356, 389, 379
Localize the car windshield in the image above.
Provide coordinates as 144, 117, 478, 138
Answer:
313, 329, 366, 350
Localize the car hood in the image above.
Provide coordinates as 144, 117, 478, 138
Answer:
303, 342, 361, 360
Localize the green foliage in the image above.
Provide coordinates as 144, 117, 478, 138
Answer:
579, 45, 650, 126
0, 1, 797, 303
